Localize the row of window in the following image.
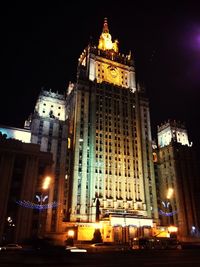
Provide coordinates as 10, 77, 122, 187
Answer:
42, 109, 61, 117
43, 103, 61, 109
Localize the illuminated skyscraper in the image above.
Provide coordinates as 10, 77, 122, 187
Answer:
65, 18, 158, 231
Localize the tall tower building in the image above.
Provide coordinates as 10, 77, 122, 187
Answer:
66, 18, 158, 233
27, 89, 67, 233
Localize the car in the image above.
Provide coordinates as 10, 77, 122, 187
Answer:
130, 237, 182, 250
91, 243, 105, 247
65, 246, 87, 253
0, 244, 22, 251
90, 243, 117, 251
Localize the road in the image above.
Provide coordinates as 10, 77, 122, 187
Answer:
0, 249, 200, 266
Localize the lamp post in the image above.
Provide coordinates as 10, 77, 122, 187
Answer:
122, 211, 127, 245
66, 229, 75, 246
38, 176, 51, 238
166, 188, 173, 226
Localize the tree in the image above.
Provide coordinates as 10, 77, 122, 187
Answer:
92, 229, 103, 243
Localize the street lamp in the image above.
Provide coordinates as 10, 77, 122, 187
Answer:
166, 188, 174, 226
67, 230, 75, 238
159, 188, 174, 225
38, 176, 51, 237
166, 188, 173, 200
66, 229, 75, 246
42, 176, 51, 190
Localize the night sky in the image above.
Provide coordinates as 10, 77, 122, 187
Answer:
1, 1, 200, 147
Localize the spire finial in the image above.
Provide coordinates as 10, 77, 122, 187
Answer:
103, 17, 109, 33
98, 18, 119, 53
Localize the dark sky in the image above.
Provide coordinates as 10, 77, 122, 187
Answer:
1, 1, 200, 147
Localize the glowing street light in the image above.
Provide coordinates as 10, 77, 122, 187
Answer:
166, 188, 174, 199
66, 229, 75, 246
67, 230, 75, 238
166, 188, 174, 226
39, 176, 51, 207
42, 176, 51, 190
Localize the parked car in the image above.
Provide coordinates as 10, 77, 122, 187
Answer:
91, 243, 105, 247
65, 246, 87, 253
90, 242, 117, 251
0, 244, 22, 251
131, 237, 182, 250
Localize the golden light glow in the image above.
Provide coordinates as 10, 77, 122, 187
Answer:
153, 152, 157, 162
93, 223, 102, 229
95, 60, 130, 87
67, 230, 75, 237
166, 188, 174, 199
152, 226, 170, 237
67, 137, 71, 149
98, 18, 118, 52
42, 176, 51, 190
78, 226, 95, 240
168, 226, 178, 233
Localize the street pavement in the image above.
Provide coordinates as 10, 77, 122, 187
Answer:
0, 248, 200, 266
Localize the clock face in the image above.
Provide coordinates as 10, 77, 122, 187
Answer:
107, 65, 118, 78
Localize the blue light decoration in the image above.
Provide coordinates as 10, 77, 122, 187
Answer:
158, 209, 177, 217
158, 200, 177, 217
16, 196, 59, 210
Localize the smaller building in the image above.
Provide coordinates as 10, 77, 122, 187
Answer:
27, 88, 67, 234
0, 125, 31, 143
154, 120, 200, 241
0, 132, 53, 244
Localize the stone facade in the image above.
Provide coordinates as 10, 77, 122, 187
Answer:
0, 133, 53, 243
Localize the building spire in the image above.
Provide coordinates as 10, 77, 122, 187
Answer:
98, 18, 119, 53
103, 17, 109, 33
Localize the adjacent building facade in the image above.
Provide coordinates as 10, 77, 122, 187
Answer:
0, 132, 53, 244
26, 89, 68, 234
154, 120, 200, 241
